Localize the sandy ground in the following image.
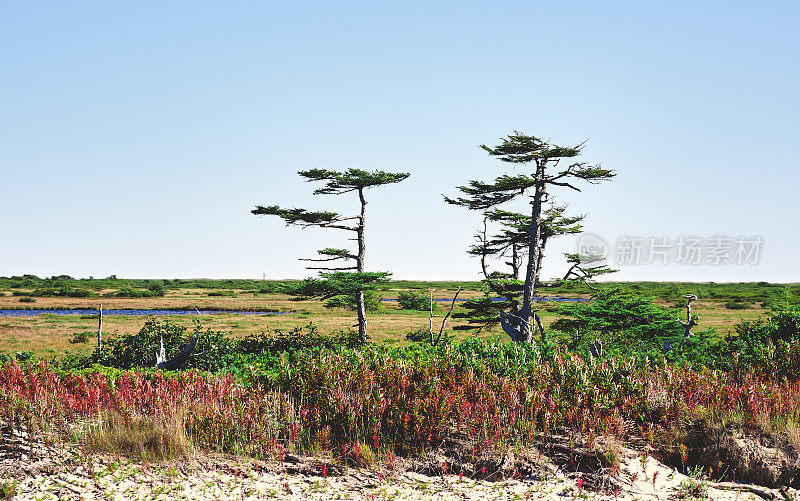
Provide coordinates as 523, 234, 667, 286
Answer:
3, 426, 796, 501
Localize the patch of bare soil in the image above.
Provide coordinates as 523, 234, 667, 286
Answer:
2, 425, 798, 500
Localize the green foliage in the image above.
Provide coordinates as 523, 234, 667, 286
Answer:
29, 286, 93, 298
104, 288, 161, 298
1, 478, 17, 500
715, 307, 800, 380
97, 319, 235, 372
298, 168, 410, 194
70, 331, 91, 344
324, 290, 383, 312
552, 290, 683, 357
250, 205, 340, 225
146, 281, 166, 296
18, 297, 35, 303
452, 290, 518, 331
396, 290, 431, 311
404, 328, 430, 342
287, 272, 390, 301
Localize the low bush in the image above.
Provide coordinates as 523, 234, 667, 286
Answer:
70, 331, 91, 344
104, 288, 160, 298
5, 340, 799, 472
18, 297, 35, 303
397, 290, 431, 311
405, 328, 430, 342
30, 287, 92, 298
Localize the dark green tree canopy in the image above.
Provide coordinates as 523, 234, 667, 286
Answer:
480, 133, 582, 163
250, 206, 340, 226
444, 175, 538, 209
299, 168, 410, 195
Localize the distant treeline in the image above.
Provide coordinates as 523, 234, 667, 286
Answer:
1, 274, 798, 306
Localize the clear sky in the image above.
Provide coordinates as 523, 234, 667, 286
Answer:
2, 1, 798, 282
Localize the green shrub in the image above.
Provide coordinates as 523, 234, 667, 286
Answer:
104, 288, 159, 298
146, 281, 166, 296
18, 297, 35, 303
30, 286, 92, 298
405, 328, 430, 342
713, 307, 800, 379
98, 319, 235, 372
1, 479, 17, 500
551, 289, 683, 359
70, 331, 91, 344
397, 290, 431, 311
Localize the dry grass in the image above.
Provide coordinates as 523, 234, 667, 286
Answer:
592, 435, 624, 471
786, 419, 800, 452
84, 410, 191, 460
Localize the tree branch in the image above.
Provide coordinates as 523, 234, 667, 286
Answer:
548, 180, 581, 191
305, 266, 359, 271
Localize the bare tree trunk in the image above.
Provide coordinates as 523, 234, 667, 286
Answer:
356, 188, 368, 343
518, 166, 546, 342
534, 313, 546, 342
429, 289, 435, 338
97, 304, 103, 353
356, 290, 367, 343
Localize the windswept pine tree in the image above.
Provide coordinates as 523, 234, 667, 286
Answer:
456, 204, 589, 336
252, 168, 409, 343
446, 132, 614, 342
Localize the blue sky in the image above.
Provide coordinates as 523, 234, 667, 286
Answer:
2, 1, 798, 282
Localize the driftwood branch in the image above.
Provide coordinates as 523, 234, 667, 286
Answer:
707, 482, 779, 500
155, 336, 199, 371
677, 294, 698, 347
430, 288, 461, 347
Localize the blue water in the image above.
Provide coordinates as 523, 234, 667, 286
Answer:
0, 309, 284, 317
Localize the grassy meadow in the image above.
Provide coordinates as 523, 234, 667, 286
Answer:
0, 278, 783, 358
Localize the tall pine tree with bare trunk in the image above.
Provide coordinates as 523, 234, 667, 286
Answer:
253, 168, 409, 343
454, 204, 587, 335
446, 132, 614, 343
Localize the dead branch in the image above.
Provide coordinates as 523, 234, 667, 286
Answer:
430, 288, 461, 347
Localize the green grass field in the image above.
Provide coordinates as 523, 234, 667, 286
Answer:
1, 277, 790, 358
